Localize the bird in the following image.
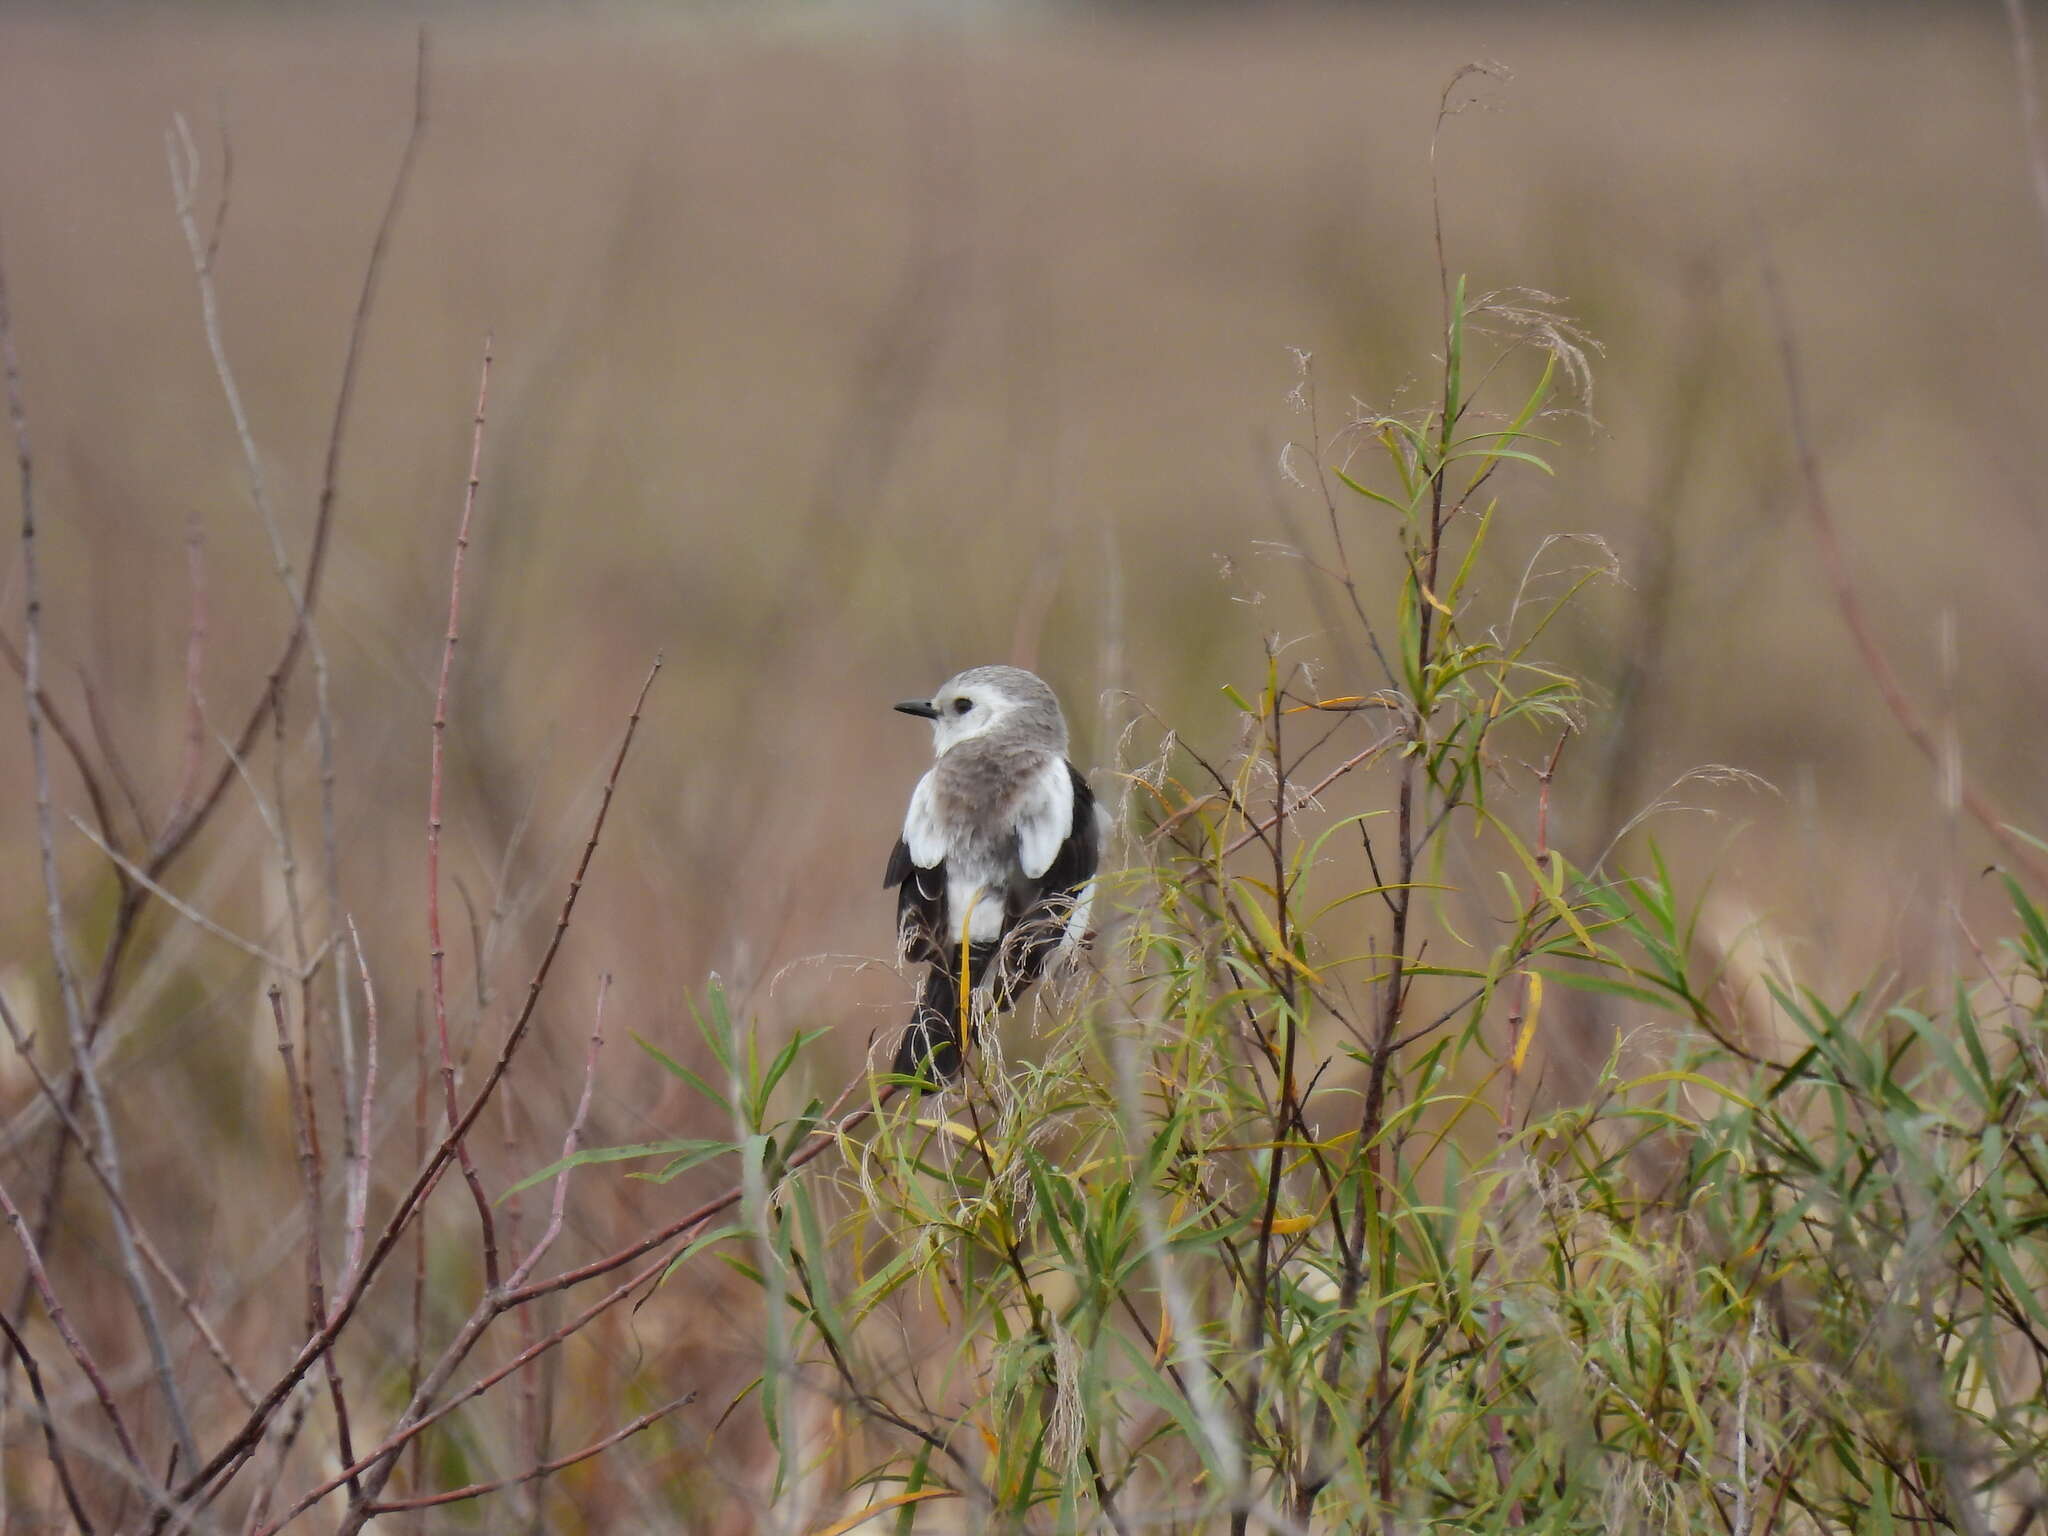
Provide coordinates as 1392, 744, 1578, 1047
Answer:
884, 665, 1102, 1084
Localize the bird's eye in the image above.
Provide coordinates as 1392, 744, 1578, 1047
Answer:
952, 697, 973, 716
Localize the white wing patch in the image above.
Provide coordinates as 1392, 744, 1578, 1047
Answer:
902, 772, 948, 868
1012, 756, 1074, 879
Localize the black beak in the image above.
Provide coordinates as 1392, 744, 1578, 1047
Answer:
894, 699, 940, 719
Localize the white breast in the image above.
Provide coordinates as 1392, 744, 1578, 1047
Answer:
948, 871, 1009, 943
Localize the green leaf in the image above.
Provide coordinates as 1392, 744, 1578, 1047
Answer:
501, 1137, 732, 1199
632, 1032, 726, 1111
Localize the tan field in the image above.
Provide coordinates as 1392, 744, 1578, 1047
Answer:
0, 5, 2042, 1528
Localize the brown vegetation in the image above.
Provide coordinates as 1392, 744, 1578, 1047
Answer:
0, 6, 2042, 1528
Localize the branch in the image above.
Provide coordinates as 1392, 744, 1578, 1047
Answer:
268, 985, 360, 1504
169, 107, 361, 1145
0, 629, 127, 876
171, 656, 661, 1509
358, 1394, 693, 1514
0, 218, 199, 1476
0, 1168, 144, 1475
1762, 258, 2048, 889
506, 972, 609, 1290
153, 26, 427, 869
263, 1079, 897, 1530
428, 334, 499, 1287
336, 917, 380, 1293
10, 26, 430, 1340
67, 812, 304, 973
0, 1308, 96, 1533
0, 992, 258, 1411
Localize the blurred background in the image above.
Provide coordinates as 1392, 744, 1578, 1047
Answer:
0, 2, 2044, 1525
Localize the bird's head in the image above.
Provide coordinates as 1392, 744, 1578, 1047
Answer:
895, 665, 1069, 757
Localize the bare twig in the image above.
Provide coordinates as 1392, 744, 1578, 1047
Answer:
502, 1076, 889, 1309
279, 1244, 675, 1530
1, 228, 199, 1476
0, 628, 127, 876
15, 27, 428, 1339
0, 1168, 145, 1474
428, 334, 500, 1287
406, 990, 428, 1495
0, 994, 258, 1411
1762, 259, 2048, 888
266, 1078, 896, 1531
337, 919, 379, 1292
1221, 731, 1399, 859
171, 518, 209, 822
507, 973, 610, 1290
78, 670, 151, 847
171, 657, 660, 1511
275, 1221, 715, 1533
359, 1395, 694, 1514
170, 107, 359, 1177
67, 813, 303, 972
155, 28, 426, 871
238, 1385, 311, 1536
268, 986, 360, 1503
0, 1307, 97, 1533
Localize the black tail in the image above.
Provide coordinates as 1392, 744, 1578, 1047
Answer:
892, 941, 1005, 1086
893, 965, 965, 1083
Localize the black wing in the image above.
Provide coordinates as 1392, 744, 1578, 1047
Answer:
993, 763, 1100, 999
885, 837, 949, 967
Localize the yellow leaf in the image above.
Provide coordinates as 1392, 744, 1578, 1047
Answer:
1627, 1070, 1759, 1112
809, 1488, 960, 1536
1510, 972, 1543, 1073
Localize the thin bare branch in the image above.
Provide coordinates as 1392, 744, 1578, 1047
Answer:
428, 334, 500, 1287
359, 1395, 694, 1514
169, 105, 359, 1156
0, 628, 127, 876
172, 656, 661, 1510
0, 1307, 97, 1533
170, 518, 209, 823
77, 669, 151, 847
0, 993, 258, 1411
153, 25, 427, 872
68, 813, 303, 973
337, 918, 379, 1292
0, 1168, 145, 1475
1, 226, 199, 1475
267, 986, 360, 1503
1762, 257, 2048, 889
507, 973, 610, 1290
14, 26, 429, 1342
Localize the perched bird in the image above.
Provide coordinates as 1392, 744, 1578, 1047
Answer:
885, 666, 1102, 1083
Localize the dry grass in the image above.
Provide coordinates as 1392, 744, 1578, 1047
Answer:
0, 5, 2041, 1528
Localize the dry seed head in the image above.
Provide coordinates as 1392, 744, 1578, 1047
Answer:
1043, 1320, 1086, 1483
1277, 441, 1309, 489
1468, 286, 1604, 412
